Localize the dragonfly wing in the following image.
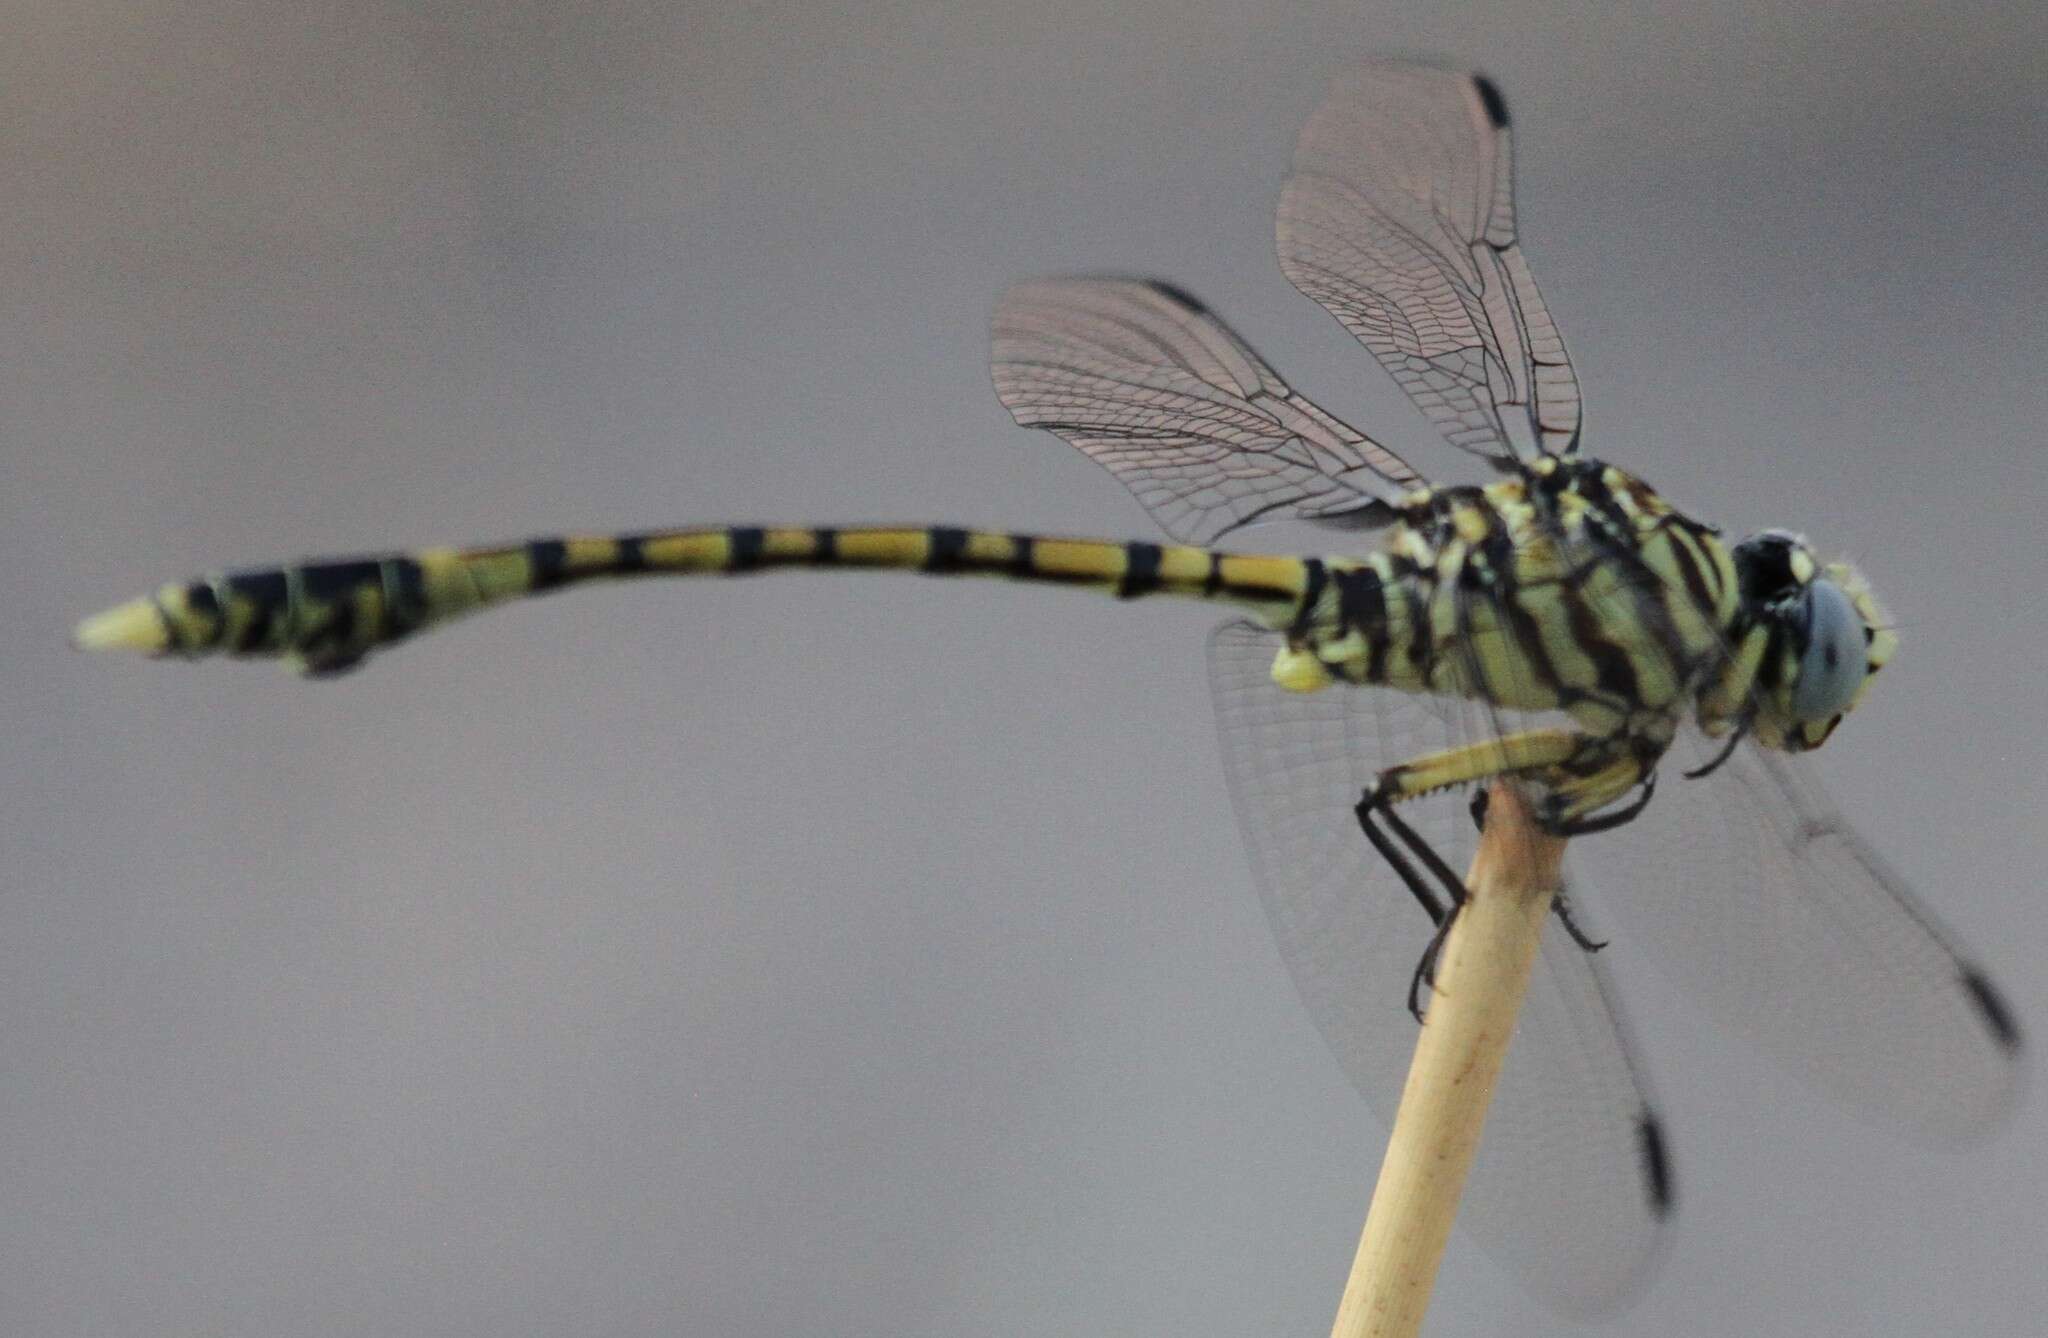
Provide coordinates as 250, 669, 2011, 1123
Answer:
1208, 621, 1668, 1316
991, 277, 1424, 545
1276, 62, 1582, 463
1571, 732, 2023, 1142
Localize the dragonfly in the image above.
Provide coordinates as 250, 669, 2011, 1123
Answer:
74, 61, 2021, 1315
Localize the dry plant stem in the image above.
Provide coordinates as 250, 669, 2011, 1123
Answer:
1328, 783, 1567, 1338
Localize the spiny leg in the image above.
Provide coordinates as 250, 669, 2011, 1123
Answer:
1551, 892, 1608, 952
1355, 787, 1450, 927
1469, 786, 1607, 951
1547, 770, 1658, 837
1375, 727, 1585, 804
1383, 798, 1501, 1019
1364, 726, 1659, 1016
1502, 730, 1663, 838
1356, 783, 1465, 1022
1365, 729, 1579, 1020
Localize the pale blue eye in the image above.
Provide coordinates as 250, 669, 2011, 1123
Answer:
1791, 579, 1867, 721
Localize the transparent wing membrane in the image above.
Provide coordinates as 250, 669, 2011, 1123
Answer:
78, 54, 2022, 1319
990, 277, 1423, 544
1208, 621, 1667, 1315
1276, 63, 1581, 462
1540, 500, 2024, 1142
1570, 732, 2023, 1142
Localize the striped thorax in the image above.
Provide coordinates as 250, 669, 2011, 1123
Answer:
1269, 454, 1893, 766
1272, 458, 1736, 729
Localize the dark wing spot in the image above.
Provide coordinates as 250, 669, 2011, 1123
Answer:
1472, 74, 1510, 128
1138, 279, 1212, 315
1962, 968, 2023, 1053
1637, 1112, 1675, 1215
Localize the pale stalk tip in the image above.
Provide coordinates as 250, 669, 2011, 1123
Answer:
72, 598, 168, 654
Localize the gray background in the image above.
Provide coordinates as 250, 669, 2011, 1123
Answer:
7, 2, 2045, 1334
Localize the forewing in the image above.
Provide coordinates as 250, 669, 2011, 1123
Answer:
1276, 62, 1581, 463
991, 277, 1424, 545
1571, 732, 2024, 1142
1208, 621, 1667, 1316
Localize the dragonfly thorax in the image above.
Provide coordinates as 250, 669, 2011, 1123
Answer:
1272, 458, 1897, 768
1285, 460, 1718, 696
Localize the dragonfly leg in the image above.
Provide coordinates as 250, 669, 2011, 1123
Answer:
1683, 719, 1749, 778
1377, 725, 1669, 838
1547, 770, 1658, 837
1356, 782, 1475, 1021
1354, 786, 1449, 926
1552, 891, 1608, 951
1373, 727, 1582, 805
1408, 898, 1462, 1023
1378, 797, 1486, 1020
1366, 726, 1650, 1013
1469, 784, 1607, 952
1361, 778, 1553, 1021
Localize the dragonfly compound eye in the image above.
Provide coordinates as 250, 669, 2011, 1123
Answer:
1790, 577, 1868, 723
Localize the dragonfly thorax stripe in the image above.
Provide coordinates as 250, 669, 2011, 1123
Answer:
1288, 559, 1329, 641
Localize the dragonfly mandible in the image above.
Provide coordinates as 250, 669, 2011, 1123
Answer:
73, 60, 2022, 1316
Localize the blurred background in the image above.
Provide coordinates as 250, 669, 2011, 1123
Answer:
6, 2, 2045, 1334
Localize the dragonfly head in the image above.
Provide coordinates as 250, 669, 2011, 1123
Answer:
1733, 530, 1897, 752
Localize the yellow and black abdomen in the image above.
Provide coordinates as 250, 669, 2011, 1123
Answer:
74, 526, 1316, 676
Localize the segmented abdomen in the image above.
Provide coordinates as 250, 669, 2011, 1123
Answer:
76, 527, 1316, 675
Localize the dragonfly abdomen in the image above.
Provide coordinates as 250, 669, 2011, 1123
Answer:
74, 526, 1316, 676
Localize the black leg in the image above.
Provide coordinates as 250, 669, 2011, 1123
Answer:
1360, 785, 1480, 1024
1356, 787, 1448, 925
1378, 799, 1474, 912
1684, 721, 1748, 779
1408, 902, 1461, 1023
1543, 771, 1658, 838
1470, 785, 1607, 951
1551, 892, 1608, 952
